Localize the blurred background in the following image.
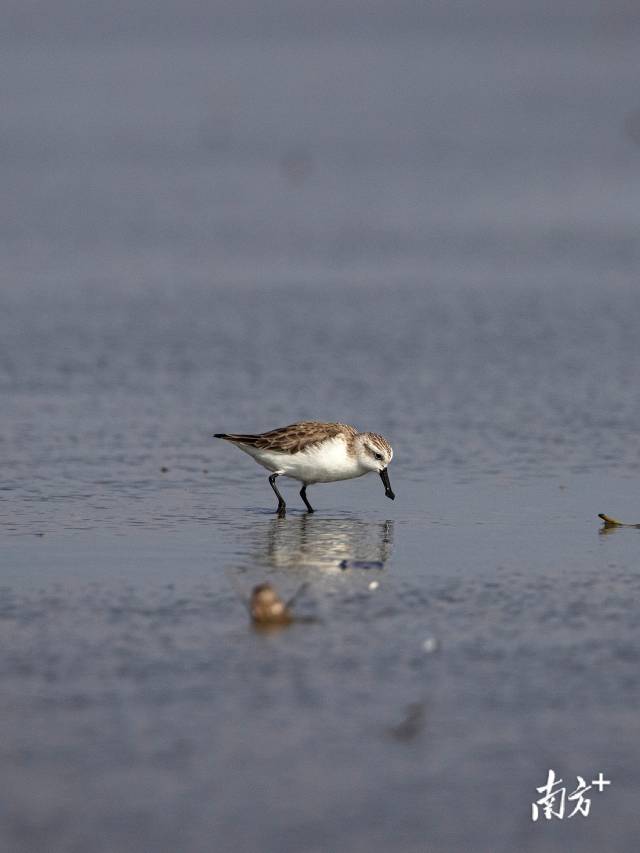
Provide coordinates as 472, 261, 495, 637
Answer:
2, 3, 640, 852
3, 0, 640, 499
3, 0, 639, 297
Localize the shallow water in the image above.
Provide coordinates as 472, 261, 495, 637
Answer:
2, 3, 640, 851
3, 474, 640, 852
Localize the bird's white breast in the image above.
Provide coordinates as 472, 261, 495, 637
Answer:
240, 436, 364, 484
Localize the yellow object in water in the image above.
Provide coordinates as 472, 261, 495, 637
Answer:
249, 582, 293, 625
598, 513, 640, 529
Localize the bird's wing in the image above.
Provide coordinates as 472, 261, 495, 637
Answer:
217, 422, 356, 454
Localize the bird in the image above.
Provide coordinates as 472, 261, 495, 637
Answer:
213, 421, 395, 516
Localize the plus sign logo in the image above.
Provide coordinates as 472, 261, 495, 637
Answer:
532, 770, 611, 821
591, 772, 611, 793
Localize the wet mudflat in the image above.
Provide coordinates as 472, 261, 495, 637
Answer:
4, 284, 640, 853
2, 472, 640, 853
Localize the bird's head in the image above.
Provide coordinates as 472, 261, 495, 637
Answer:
355, 432, 395, 499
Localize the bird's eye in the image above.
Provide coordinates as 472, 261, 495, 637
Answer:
374, 452, 383, 461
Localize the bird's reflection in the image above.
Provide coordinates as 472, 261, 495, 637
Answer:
599, 522, 640, 536
254, 515, 394, 573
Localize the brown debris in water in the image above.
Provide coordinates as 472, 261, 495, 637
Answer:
598, 513, 640, 532
249, 583, 293, 626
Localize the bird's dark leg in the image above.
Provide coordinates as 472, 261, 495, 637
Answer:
299, 485, 314, 513
269, 473, 287, 517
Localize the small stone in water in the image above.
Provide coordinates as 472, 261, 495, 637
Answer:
422, 637, 439, 654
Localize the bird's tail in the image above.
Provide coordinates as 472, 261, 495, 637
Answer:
213, 433, 261, 445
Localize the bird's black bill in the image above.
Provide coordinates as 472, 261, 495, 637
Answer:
379, 468, 395, 500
